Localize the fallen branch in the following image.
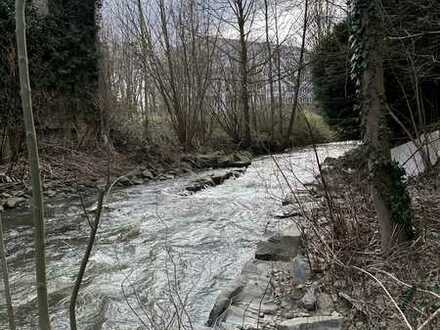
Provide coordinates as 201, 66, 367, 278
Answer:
69, 189, 105, 330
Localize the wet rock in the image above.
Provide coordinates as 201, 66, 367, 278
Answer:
132, 178, 144, 185
186, 177, 215, 193
117, 224, 141, 241
279, 315, 343, 330
255, 225, 301, 261
159, 174, 175, 180
46, 190, 57, 197
274, 210, 301, 219
117, 176, 131, 186
218, 153, 251, 168
186, 169, 245, 193
206, 280, 244, 327
301, 283, 318, 311
141, 169, 154, 179
5, 197, 25, 209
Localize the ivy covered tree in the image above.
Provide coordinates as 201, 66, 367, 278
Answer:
313, 1, 440, 143
349, 0, 413, 252
45, 1, 100, 134
0, 0, 101, 157
0, 0, 46, 161
311, 22, 359, 139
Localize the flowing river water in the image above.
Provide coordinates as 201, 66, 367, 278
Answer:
0, 142, 355, 329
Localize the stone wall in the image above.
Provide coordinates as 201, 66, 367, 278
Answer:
391, 130, 440, 176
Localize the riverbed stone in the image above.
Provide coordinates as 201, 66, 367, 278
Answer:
141, 169, 154, 179
278, 315, 343, 330
206, 280, 244, 326
118, 176, 131, 186
5, 197, 25, 209
255, 225, 301, 261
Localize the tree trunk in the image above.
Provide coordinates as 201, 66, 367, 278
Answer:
238, 16, 252, 147
15, 0, 51, 328
361, 1, 410, 252
264, 0, 275, 143
284, 0, 309, 146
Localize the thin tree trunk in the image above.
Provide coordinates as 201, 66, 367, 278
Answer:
0, 214, 16, 330
69, 190, 105, 330
361, 1, 410, 252
284, 0, 309, 146
264, 0, 275, 143
238, 16, 252, 147
273, 5, 284, 139
15, 1, 51, 328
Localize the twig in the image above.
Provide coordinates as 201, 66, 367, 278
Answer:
352, 266, 413, 330
418, 307, 440, 330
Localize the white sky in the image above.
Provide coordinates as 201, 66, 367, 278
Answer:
102, 0, 347, 48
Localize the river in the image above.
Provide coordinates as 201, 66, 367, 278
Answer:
0, 142, 355, 329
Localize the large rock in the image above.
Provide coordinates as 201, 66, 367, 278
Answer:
185, 169, 246, 193
206, 280, 244, 327
185, 177, 215, 193
218, 153, 252, 168
278, 315, 343, 330
255, 225, 301, 261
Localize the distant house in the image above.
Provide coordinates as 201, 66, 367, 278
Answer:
210, 37, 313, 106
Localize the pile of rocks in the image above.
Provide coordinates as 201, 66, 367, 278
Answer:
207, 224, 344, 330
184, 168, 247, 193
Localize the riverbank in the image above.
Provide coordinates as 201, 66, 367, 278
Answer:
0, 142, 355, 328
296, 148, 440, 329
0, 142, 252, 221
208, 145, 440, 329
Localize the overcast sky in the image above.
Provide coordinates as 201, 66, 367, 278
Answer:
102, 0, 346, 47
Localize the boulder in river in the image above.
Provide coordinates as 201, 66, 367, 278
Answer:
255, 224, 301, 261
185, 169, 246, 193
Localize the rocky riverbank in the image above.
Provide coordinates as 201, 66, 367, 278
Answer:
207, 220, 344, 330
208, 145, 440, 329
296, 149, 440, 329
0, 149, 252, 223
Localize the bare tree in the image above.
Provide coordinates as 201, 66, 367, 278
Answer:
356, 0, 412, 251
15, 0, 51, 327
263, 0, 276, 142
284, 0, 309, 145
